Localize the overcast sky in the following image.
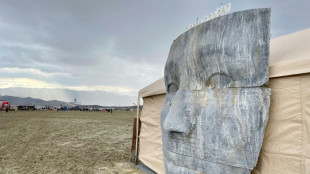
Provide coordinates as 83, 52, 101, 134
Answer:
0, 0, 309, 105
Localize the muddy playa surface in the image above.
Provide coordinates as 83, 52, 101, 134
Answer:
0, 111, 145, 174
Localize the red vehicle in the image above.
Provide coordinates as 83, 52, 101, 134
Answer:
0, 101, 10, 111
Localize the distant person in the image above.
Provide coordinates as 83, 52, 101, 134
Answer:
4, 104, 8, 112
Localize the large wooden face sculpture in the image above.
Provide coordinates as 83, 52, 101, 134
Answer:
161, 9, 271, 174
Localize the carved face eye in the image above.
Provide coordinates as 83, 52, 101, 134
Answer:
206, 72, 233, 88
167, 83, 178, 93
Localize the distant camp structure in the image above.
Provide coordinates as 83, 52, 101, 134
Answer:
7, 104, 139, 112
0, 96, 141, 112
0, 100, 10, 112
18, 105, 35, 111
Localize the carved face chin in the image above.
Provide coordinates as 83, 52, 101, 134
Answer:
160, 8, 271, 174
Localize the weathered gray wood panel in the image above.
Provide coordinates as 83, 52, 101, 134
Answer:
161, 8, 271, 174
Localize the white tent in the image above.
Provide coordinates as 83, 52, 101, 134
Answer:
135, 28, 310, 174
135, 78, 166, 173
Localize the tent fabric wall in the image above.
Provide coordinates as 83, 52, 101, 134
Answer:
252, 73, 310, 174
139, 94, 165, 174
135, 77, 166, 164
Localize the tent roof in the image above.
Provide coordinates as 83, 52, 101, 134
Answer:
269, 28, 310, 78
138, 78, 166, 98
139, 28, 310, 98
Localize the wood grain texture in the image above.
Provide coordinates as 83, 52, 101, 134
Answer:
161, 8, 271, 174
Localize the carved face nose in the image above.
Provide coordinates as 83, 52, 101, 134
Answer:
163, 90, 193, 135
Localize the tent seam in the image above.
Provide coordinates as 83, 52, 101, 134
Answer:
261, 150, 309, 159
299, 77, 304, 174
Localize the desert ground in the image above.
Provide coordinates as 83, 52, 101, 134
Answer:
0, 111, 145, 174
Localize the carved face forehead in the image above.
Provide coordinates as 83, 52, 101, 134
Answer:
165, 9, 270, 90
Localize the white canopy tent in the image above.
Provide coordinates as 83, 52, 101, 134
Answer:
135, 78, 166, 173
135, 28, 310, 174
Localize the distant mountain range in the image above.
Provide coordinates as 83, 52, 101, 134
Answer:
0, 95, 139, 109
0, 95, 68, 107
0, 87, 137, 106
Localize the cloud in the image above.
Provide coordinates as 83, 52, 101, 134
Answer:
0, 78, 55, 89
0, 78, 137, 96
0, 68, 71, 77
0, 0, 309, 105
